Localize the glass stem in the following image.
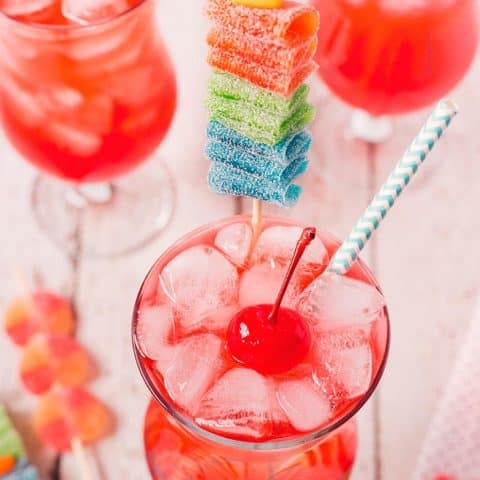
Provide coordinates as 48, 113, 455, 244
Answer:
65, 183, 114, 208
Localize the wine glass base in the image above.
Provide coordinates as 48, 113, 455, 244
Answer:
32, 157, 175, 258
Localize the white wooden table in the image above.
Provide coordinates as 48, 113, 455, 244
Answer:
1, 2, 479, 479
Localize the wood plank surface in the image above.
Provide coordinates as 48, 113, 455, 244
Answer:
0, 1, 478, 479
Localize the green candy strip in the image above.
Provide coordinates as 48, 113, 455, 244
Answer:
208, 70, 309, 115
207, 71, 315, 145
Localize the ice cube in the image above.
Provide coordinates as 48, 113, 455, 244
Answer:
196, 368, 273, 440
44, 121, 102, 157
1, 75, 45, 127
214, 222, 253, 267
312, 329, 373, 399
0, 0, 56, 17
104, 66, 155, 108
239, 262, 298, 309
159, 246, 239, 335
297, 274, 385, 332
163, 334, 224, 414
276, 378, 331, 432
62, 0, 129, 25
255, 226, 329, 267
39, 87, 85, 112
136, 306, 175, 366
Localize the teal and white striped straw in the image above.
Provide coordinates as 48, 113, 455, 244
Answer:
327, 99, 458, 276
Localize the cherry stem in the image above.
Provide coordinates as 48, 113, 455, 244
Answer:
269, 227, 317, 324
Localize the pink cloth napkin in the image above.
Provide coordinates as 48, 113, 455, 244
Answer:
413, 299, 480, 480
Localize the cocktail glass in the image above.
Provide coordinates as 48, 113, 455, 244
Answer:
0, 0, 176, 256
312, 0, 478, 143
132, 215, 390, 479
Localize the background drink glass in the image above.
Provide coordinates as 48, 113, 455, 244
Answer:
132, 215, 390, 479
311, 0, 478, 143
0, 0, 177, 256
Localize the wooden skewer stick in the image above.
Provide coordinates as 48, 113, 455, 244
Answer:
247, 199, 263, 264
251, 199, 263, 244
71, 437, 94, 480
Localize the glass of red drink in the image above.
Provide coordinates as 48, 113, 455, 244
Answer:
133, 215, 390, 479
311, 0, 478, 143
0, 0, 176, 256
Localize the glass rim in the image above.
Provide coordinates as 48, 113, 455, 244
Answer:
132, 214, 391, 452
0, 0, 150, 32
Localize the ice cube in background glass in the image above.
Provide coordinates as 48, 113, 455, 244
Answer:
44, 121, 102, 157
136, 306, 175, 364
1, 75, 45, 127
163, 334, 224, 415
276, 378, 331, 432
40, 87, 85, 112
196, 368, 273, 440
297, 274, 385, 331
0, 0, 56, 17
159, 246, 239, 335
62, 0, 129, 25
313, 329, 373, 399
239, 262, 299, 309
255, 226, 329, 267
214, 223, 252, 267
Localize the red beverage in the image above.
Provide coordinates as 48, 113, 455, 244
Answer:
312, 0, 478, 115
0, 0, 176, 182
133, 215, 390, 479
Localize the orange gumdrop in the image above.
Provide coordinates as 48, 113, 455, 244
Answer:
20, 334, 90, 395
33, 387, 112, 452
4, 299, 38, 346
4, 291, 74, 346
0, 455, 16, 475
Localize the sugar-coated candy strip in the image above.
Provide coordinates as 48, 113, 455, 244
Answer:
206, 140, 308, 184
206, 121, 312, 163
209, 99, 315, 146
207, 28, 317, 72
206, 0, 319, 46
208, 161, 306, 207
207, 93, 314, 145
208, 46, 317, 98
208, 71, 309, 116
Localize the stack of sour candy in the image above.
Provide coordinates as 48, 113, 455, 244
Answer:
2, 289, 111, 459
206, 0, 320, 207
0, 406, 37, 480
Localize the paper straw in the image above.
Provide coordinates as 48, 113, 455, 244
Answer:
327, 99, 458, 276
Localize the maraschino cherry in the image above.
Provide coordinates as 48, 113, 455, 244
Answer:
227, 227, 315, 375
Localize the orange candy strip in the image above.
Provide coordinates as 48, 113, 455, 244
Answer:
20, 334, 90, 395
206, 0, 319, 45
4, 291, 74, 346
33, 387, 112, 452
208, 46, 317, 97
207, 26, 317, 72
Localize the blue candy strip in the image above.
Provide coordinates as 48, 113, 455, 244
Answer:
207, 121, 311, 164
208, 162, 304, 207
206, 140, 308, 183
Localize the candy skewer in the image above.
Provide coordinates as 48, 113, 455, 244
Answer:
327, 99, 458, 276
9, 268, 94, 480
